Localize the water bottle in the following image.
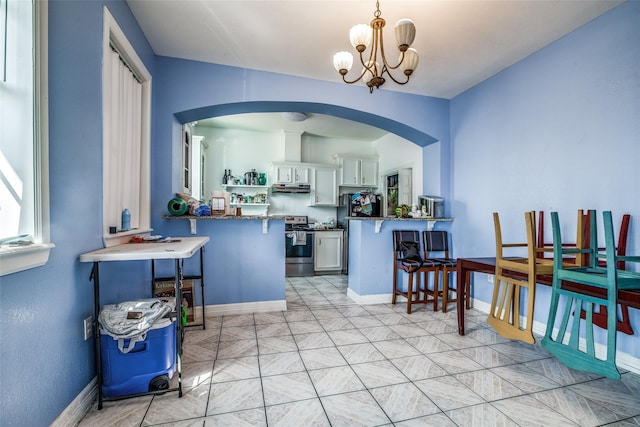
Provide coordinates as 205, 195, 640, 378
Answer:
121, 208, 131, 231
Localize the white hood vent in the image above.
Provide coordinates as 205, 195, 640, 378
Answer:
283, 130, 303, 162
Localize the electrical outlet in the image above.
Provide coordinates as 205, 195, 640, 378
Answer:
83, 316, 93, 340
487, 274, 494, 283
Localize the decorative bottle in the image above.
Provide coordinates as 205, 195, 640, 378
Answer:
121, 208, 131, 231
258, 172, 266, 185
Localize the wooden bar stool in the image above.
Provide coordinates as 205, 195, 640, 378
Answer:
422, 231, 469, 313
392, 230, 438, 314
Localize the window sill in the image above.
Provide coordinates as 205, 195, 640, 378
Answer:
0, 243, 55, 276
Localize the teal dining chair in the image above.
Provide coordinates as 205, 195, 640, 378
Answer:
541, 210, 640, 379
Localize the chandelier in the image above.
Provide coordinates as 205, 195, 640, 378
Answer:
333, 1, 419, 93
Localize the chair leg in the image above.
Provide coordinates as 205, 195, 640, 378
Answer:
407, 272, 414, 314
392, 268, 398, 305
465, 271, 472, 309
433, 270, 440, 312
441, 269, 449, 313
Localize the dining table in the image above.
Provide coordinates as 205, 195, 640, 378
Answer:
455, 257, 640, 336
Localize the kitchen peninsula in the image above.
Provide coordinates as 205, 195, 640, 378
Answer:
346, 217, 453, 304
161, 215, 288, 315
162, 215, 450, 313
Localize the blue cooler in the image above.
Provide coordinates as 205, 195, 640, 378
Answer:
100, 317, 176, 397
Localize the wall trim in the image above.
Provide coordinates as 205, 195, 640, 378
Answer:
347, 288, 393, 305
204, 300, 287, 316
51, 376, 97, 427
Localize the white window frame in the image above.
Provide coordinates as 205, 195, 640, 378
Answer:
0, 0, 54, 276
102, 7, 151, 247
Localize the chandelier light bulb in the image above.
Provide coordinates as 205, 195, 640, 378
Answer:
395, 19, 416, 51
350, 24, 372, 52
400, 48, 419, 75
333, 51, 354, 74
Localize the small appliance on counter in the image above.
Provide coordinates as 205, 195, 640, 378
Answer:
244, 169, 258, 186
418, 195, 445, 218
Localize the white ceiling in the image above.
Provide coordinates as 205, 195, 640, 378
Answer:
126, 0, 622, 138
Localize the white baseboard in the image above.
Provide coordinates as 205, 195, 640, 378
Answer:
346, 288, 393, 305
51, 376, 97, 427
204, 299, 287, 316
471, 298, 640, 376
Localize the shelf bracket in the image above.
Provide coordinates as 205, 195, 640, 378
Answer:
262, 219, 269, 234
426, 220, 436, 231
374, 220, 384, 233
189, 219, 197, 235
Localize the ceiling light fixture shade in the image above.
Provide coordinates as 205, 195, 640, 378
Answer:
350, 24, 372, 51
283, 112, 308, 122
333, 1, 419, 93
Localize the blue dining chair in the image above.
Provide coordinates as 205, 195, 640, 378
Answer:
541, 211, 640, 379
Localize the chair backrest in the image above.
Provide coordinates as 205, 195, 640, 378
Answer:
590, 213, 631, 270
392, 230, 421, 262
422, 231, 450, 259
551, 210, 599, 270
493, 211, 537, 263
536, 209, 589, 263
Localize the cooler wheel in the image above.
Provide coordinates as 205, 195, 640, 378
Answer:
149, 375, 170, 393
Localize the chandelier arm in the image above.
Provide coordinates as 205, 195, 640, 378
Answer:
382, 51, 406, 71
340, 58, 374, 85
341, 71, 369, 85
382, 66, 411, 85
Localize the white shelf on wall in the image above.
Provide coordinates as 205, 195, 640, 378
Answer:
222, 185, 269, 189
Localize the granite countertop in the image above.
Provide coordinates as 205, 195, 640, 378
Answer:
162, 215, 287, 220
346, 216, 453, 221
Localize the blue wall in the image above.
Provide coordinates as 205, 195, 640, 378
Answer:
450, 1, 639, 356
0, 0, 637, 424
0, 1, 155, 425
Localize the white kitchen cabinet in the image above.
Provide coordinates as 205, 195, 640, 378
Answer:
310, 167, 338, 206
340, 157, 378, 187
274, 164, 309, 184
314, 230, 343, 272
360, 159, 378, 186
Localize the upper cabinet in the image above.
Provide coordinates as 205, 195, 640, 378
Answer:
274, 163, 309, 184
339, 157, 378, 187
310, 167, 338, 206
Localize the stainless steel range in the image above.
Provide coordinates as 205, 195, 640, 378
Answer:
285, 216, 314, 277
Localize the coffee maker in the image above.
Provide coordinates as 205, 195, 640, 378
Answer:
244, 169, 258, 185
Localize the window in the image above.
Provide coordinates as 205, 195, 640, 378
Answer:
102, 7, 151, 247
0, 0, 53, 276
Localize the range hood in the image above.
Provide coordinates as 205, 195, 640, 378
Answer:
272, 183, 311, 193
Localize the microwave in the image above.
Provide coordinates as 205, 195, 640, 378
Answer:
418, 195, 444, 218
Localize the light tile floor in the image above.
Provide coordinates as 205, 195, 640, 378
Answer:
79, 275, 640, 426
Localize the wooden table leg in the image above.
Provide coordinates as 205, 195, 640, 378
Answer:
457, 261, 465, 335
